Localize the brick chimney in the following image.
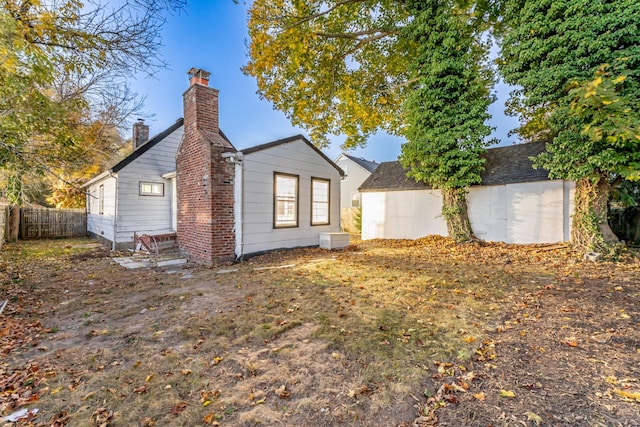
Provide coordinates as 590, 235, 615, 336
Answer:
176, 68, 236, 265
132, 118, 149, 149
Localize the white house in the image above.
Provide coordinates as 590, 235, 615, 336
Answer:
359, 142, 575, 244
334, 154, 378, 233
82, 119, 184, 249
83, 68, 345, 263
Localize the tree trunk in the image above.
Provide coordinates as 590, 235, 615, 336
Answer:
571, 176, 620, 252
441, 188, 475, 243
8, 205, 20, 242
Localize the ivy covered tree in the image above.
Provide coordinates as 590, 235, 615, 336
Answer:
246, 0, 497, 241
499, 0, 640, 252
400, 0, 494, 242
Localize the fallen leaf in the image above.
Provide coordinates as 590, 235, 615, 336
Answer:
612, 389, 640, 402
133, 384, 149, 394
170, 401, 188, 415
500, 389, 516, 398
81, 391, 96, 401
140, 417, 156, 426
275, 384, 290, 399
180, 369, 192, 376
473, 392, 486, 401
525, 411, 543, 425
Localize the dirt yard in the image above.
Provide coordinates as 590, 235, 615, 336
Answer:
1, 237, 639, 426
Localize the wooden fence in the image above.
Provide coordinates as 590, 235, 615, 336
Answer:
20, 207, 86, 239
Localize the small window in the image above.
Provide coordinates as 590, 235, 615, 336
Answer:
351, 192, 361, 208
274, 173, 298, 228
99, 185, 104, 215
311, 178, 330, 225
139, 182, 164, 196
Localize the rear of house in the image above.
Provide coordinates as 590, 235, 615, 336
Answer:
360, 142, 575, 244
238, 136, 343, 257
84, 68, 345, 262
83, 120, 184, 249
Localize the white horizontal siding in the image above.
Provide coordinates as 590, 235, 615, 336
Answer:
240, 138, 341, 255
86, 175, 117, 243
113, 127, 182, 244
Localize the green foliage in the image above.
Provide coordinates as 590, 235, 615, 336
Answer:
499, 0, 640, 181
0, 1, 181, 205
499, 0, 640, 249
398, 0, 494, 242
400, 0, 494, 191
245, 0, 415, 148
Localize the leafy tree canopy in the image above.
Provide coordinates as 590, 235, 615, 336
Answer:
245, 0, 415, 148
0, 0, 184, 205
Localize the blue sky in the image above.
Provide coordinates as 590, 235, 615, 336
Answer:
130, 0, 520, 163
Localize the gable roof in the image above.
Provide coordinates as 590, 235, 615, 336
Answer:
339, 154, 379, 173
359, 141, 550, 192
112, 118, 184, 173
241, 134, 345, 177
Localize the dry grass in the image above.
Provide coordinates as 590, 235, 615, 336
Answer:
2, 236, 638, 426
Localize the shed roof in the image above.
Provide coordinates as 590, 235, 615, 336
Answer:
241, 134, 345, 177
359, 142, 550, 192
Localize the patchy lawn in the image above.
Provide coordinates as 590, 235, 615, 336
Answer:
1, 237, 639, 426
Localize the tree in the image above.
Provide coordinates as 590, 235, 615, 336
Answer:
399, 0, 494, 242
245, 0, 414, 148
499, 0, 640, 252
247, 0, 497, 241
0, 0, 184, 205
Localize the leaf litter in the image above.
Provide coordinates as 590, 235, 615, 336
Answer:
0, 237, 638, 426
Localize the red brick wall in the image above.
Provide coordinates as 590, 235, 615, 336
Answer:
176, 78, 235, 265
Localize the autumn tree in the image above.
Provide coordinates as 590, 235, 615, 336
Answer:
0, 0, 184, 206
399, 0, 494, 242
245, 0, 414, 148
246, 0, 498, 240
499, 0, 640, 252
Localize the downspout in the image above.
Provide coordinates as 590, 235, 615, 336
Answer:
222, 152, 244, 259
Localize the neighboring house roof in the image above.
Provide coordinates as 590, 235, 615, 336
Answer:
241, 134, 345, 177
341, 154, 379, 173
359, 141, 550, 192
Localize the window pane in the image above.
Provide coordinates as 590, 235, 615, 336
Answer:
140, 182, 164, 196
351, 192, 360, 207
311, 179, 329, 225
275, 174, 298, 227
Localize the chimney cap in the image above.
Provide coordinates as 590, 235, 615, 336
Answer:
188, 68, 211, 86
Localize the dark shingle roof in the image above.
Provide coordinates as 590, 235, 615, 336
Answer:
343, 154, 379, 173
241, 134, 344, 177
359, 142, 550, 192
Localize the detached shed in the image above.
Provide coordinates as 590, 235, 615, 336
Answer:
359, 142, 575, 244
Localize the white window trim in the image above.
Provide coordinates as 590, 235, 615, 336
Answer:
139, 182, 164, 196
